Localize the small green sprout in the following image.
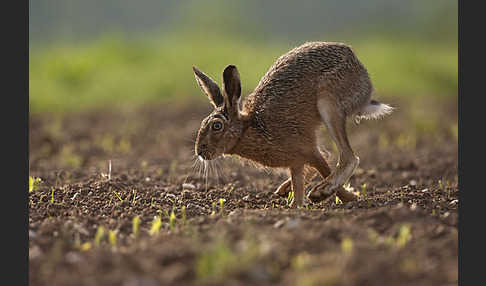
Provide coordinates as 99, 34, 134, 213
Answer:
169, 210, 176, 232
211, 202, 217, 216
335, 196, 343, 205
228, 184, 235, 195
396, 224, 412, 248
111, 188, 123, 202
79, 242, 92, 251
219, 198, 226, 215
108, 230, 117, 247
341, 237, 354, 254
383, 224, 412, 248
141, 160, 148, 169
291, 252, 312, 271
49, 187, 55, 204
94, 226, 105, 247
132, 216, 141, 237
287, 191, 294, 206
361, 183, 367, 198
132, 189, 137, 205
29, 176, 41, 193
149, 216, 162, 236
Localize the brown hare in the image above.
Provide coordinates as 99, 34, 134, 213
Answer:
192, 42, 393, 207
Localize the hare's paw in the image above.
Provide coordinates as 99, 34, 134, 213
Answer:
336, 188, 358, 203
274, 179, 292, 197
307, 180, 337, 203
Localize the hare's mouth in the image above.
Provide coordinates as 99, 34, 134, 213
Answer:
197, 151, 215, 161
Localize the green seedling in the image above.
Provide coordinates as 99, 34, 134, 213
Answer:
219, 198, 226, 215
166, 197, 175, 205
341, 237, 354, 254
335, 196, 343, 205
94, 226, 105, 247
141, 160, 148, 169
169, 210, 176, 232
383, 224, 412, 248
196, 238, 259, 282
79, 242, 92, 251
149, 216, 162, 236
29, 176, 41, 193
396, 224, 412, 248
287, 191, 294, 206
228, 184, 235, 195
196, 239, 237, 281
291, 252, 313, 271
49, 187, 55, 204
211, 202, 217, 216
361, 183, 367, 198
132, 216, 141, 237
111, 188, 123, 202
108, 230, 117, 247
132, 189, 137, 205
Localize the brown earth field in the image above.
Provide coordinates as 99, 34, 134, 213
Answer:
29, 95, 458, 286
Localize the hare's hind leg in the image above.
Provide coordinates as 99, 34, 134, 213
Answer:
308, 97, 359, 202
274, 178, 292, 197
307, 148, 358, 203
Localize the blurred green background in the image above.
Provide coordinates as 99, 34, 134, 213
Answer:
29, 0, 457, 114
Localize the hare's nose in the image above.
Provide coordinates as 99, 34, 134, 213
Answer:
197, 144, 206, 155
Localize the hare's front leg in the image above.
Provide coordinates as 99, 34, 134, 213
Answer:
274, 170, 314, 197
289, 166, 305, 208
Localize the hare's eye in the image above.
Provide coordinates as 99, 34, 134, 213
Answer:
212, 121, 223, 131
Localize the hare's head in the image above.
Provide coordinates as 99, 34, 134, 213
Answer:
193, 65, 244, 161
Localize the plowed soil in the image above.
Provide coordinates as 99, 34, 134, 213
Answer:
29, 96, 458, 286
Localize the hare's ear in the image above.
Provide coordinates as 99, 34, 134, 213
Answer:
193, 66, 224, 108
222, 65, 241, 110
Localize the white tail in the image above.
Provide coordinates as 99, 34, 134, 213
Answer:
354, 100, 394, 124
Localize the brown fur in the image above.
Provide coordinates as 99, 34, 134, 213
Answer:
193, 42, 392, 207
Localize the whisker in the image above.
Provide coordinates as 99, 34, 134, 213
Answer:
214, 158, 223, 186
204, 160, 209, 191
183, 155, 199, 185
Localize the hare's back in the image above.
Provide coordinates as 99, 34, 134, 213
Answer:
246, 42, 371, 115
